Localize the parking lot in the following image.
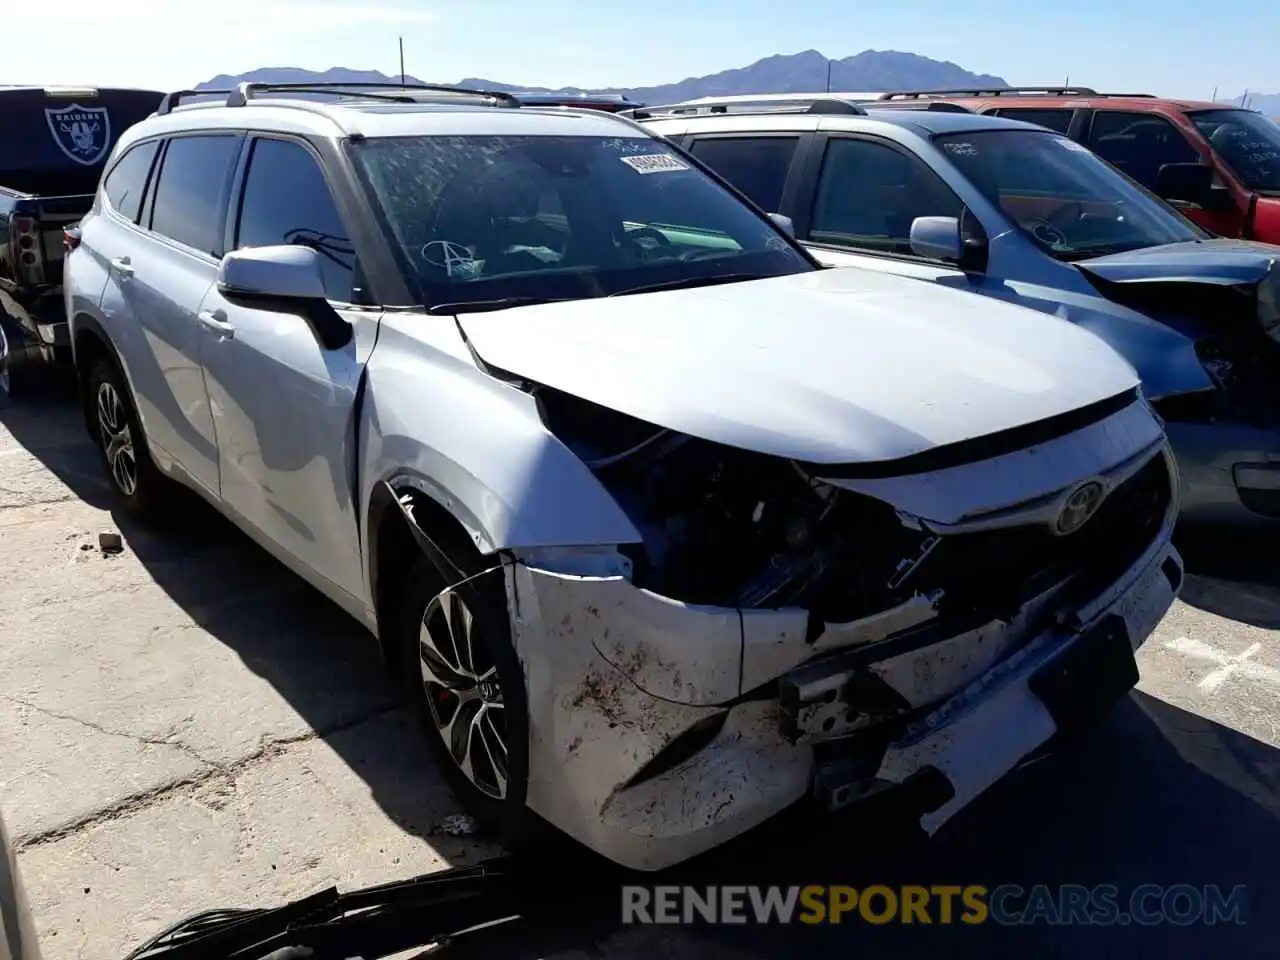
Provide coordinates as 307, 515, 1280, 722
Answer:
3, 382, 1280, 959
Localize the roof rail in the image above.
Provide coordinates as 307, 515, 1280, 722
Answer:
860, 100, 974, 114
627, 95, 868, 119
879, 86, 1100, 100
225, 81, 521, 108
156, 89, 232, 115
1097, 92, 1156, 98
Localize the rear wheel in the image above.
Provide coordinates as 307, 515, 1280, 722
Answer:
87, 359, 176, 518
398, 550, 533, 838
0, 314, 29, 399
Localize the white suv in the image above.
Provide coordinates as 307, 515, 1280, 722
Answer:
64, 82, 1182, 871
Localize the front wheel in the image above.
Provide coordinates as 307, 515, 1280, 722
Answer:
399, 553, 533, 838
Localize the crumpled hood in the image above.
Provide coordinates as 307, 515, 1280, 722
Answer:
459, 268, 1141, 465
1076, 238, 1279, 286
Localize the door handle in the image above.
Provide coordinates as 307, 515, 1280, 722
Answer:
110, 256, 134, 279
197, 309, 235, 339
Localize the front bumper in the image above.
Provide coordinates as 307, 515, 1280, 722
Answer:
505, 511, 1183, 872
1165, 420, 1280, 525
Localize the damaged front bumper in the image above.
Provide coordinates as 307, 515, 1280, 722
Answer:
505, 492, 1183, 873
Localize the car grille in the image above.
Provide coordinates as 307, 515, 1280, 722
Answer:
913, 451, 1173, 618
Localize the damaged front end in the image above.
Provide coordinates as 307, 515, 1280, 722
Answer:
501, 384, 1182, 871
1078, 248, 1280, 523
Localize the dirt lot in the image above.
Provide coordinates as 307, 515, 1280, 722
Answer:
3, 383, 1279, 959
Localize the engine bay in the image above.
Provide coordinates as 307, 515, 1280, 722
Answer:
535, 386, 1172, 624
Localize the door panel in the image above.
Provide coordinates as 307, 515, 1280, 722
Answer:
107, 133, 242, 492
198, 291, 377, 599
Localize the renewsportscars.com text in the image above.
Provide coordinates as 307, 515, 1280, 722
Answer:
621, 884, 1248, 926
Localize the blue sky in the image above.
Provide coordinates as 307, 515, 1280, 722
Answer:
5, 0, 1276, 99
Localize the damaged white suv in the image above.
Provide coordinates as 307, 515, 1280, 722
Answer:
64, 82, 1183, 871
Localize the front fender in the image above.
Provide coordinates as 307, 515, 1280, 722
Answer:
359, 314, 642, 560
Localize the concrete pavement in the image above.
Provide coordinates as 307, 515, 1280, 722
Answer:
2, 382, 1279, 959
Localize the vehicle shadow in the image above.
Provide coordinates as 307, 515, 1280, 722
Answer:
1173, 525, 1280, 629
0, 382, 486, 862
452, 692, 1280, 959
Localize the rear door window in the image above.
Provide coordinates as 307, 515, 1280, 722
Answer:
102, 140, 159, 222
1086, 111, 1201, 189
991, 108, 1075, 134
687, 136, 800, 212
148, 135, 241, 256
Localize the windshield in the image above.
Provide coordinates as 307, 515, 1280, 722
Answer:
350, 134, 812, 310
933, 129, 1206, 260
1189, 109, 1280, 192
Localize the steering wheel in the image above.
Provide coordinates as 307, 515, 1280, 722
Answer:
1026, 218, 1070, 249
617, 225, 673, 257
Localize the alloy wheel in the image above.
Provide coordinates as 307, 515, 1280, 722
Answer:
0, 323, 11, 397
418, 589, 509, 799
96, 380, 138, 496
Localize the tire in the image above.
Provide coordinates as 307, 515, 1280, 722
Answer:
86, 358, 175, 518
0, 313, 29, 399
398, 549, 534, 841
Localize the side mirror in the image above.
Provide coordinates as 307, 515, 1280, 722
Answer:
909, 216, 963, 261
218, 245, 352, 350
768, 212, 795, 236
219, 244, 328, 301
1155, 162, 1227, 209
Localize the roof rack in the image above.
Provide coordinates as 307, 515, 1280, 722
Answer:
860, 100, 973, 114
879, 86, 1100, 100
627, 95, 869, 119
156, 81, 520, 116
156, 89, 232, 114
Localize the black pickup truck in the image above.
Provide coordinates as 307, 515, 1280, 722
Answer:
0, 86, 163, 396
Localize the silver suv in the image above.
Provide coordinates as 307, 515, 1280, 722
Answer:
64, 82, 1182, 871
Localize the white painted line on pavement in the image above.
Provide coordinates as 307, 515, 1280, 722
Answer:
1164, 636, 1280, 695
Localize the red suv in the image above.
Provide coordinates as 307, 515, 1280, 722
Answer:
878, 86, 1280, 244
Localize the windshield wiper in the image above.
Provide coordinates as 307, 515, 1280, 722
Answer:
121, 857, 563, 960
607, 272, 766, 297
426, 296, 574, 315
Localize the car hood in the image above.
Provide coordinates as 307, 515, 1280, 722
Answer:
458, 268, 1141, 466
1075, 239, 1279, 286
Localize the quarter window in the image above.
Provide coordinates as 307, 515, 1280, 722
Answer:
687, 137, 800, 213
991, 108, 1074, 134
103, 141, 159, 222
808, 138, 964, 256
148, 135, 241, 255
1086, 111, 1201, 190
235, 138, 356, 303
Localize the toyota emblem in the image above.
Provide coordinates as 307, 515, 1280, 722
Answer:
1056, 480, 1106, 535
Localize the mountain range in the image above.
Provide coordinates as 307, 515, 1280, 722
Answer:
196, 49, 1278, 115
197, 48, 1008, 104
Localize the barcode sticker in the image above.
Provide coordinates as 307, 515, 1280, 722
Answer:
620, 153, 690, 174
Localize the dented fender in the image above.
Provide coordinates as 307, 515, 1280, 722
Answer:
357, 312, 643, 605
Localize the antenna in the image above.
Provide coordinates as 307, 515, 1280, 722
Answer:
1243, 89, 1251, 109
825, 58, 832, 93
1211, 85, 1218, 102
1064, 72, 1069, 88
398, 36, 406, 88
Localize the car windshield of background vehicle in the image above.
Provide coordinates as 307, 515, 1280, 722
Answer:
933, 129, 1207, 260
1189, 109, 1280, 193
350, 134, 813, 311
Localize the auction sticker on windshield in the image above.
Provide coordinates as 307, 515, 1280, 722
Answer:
1054, 137, 1091, 153
621, 153, 691, 174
